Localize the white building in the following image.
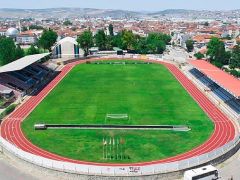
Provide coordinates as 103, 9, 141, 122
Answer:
52, 37, 84, 60
0, 29, 7, 36
16, 31, 38, 45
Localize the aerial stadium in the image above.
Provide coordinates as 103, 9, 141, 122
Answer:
0, 50, 238, 177
0, 19, 240, 179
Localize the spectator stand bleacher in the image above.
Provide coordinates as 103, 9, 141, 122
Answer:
189, 60, 240, 118
0, 53, 54, 98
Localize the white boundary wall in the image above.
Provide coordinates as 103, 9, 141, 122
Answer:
0, 136, 239, 176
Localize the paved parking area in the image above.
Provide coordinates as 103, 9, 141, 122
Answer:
1, 149, 240, 180
0, 154, 36, 180
218, 150, 240, 180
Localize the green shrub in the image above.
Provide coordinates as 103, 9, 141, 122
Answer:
194, 52, 204, 59
229, 64, 235, 69
0, 104, 17, 120
5, 104, 17, 114
230, 69, 240, 77
211, 61, 223, 68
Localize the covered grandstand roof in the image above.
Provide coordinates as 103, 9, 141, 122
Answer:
0, 53, 50, 73
190, 60, 240, 98
57, 37, 78, 45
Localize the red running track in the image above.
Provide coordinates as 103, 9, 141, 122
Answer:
0, 59, 236, 166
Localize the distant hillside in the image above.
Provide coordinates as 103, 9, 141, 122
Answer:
0, 8, 239, 19
0, 8, 142, 19
148, 9, 198, 15
148, 9, 240, 19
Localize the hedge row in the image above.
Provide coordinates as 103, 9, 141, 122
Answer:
0, 104, 17, 120
223, 68, 240, 78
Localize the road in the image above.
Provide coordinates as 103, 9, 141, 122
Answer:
0, 154, 37, 180
163, 46, 190, 63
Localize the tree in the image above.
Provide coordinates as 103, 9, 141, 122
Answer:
95, 30, 107, 50
158, 33, 171, 45
207, 37, 229, 65
0, 36, 16, 65
22, 26, 28, 32
14, 45, 24, 60
29, 25, 44, 30
194, 52, 204, 59
204, 22, 209, 26
146, 33, 167, 54
230, 69, 240, 77
133, 36, 146, 54
230, 44, 240, 68
0, 37, 26, 65
156, 41, 166, 54
112, 33, 124, 49
77, 30, 94, 56
108, 24, 114, 36
82, 29, 170, 54
105, 36, 113, 50
63, 20, 72, 26
38, 29, 58, 52
185, 39, 194, 52
122, 30, 136, 50
26, 45, 40, 55
71, 27, 77, 31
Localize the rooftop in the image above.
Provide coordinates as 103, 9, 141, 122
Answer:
190, 60, 240, 98
0, 53, 50, 73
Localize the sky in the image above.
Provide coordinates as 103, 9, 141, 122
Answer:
0, 0, 240, 11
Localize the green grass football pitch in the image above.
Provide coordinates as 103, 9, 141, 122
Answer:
22, 60, 214, 163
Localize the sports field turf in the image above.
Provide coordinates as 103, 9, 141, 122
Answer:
22, 60, 214, 163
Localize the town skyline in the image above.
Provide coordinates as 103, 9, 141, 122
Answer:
0, 0, 240, 11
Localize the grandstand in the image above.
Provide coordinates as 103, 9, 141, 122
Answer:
0, 53, 54, 97
189, 60, 240, 117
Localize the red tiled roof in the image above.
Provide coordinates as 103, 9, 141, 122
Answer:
190, 60, 240, 98
20, 31, 36, 36
192, 34, 219, 42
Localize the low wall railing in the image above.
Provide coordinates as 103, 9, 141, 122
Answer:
0, 136, 239, 176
